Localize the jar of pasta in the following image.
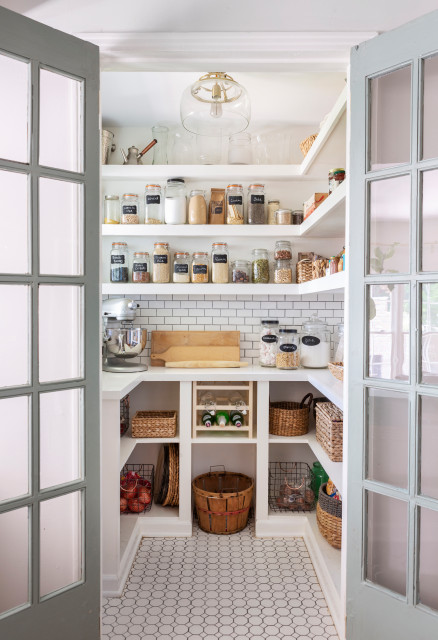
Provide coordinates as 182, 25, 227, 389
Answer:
211, 242, 229, 283
226, 184, 244, 224
153, 242, 170, 283
173, 251, 190, 283
191, 251, 209, 283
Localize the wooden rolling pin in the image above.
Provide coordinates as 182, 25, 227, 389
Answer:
165, 361, 249, 368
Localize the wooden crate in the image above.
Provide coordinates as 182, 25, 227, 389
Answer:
192, 381, 255, 439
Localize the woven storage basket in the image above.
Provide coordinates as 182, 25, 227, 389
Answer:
193, 469, 254, 534
132, 411, 177, 438
315, 401, 343, 462
317, 483, 342, 548
269, 393, 313, 437
296, 259, 313, 284
328, 361, 344, 382
300, 133, 318, 157
312, 258, 328, 280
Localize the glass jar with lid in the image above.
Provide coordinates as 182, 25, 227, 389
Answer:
275, 208, 292, 225
144, 184, 163, 224
228, 132, 252, 164
274, 259, 292, 284
232, 259, 250, 283
132, 252, 150, 283
292, 209, 304, 225
211, 242, 229, 283
300, 315, 330, 368
165, 178, 186, 224
328, 168, 346, 194
251, 248, 269, 283
121, 193, 140, 224
191, 251, 209, 283
173, 251, 190, 283
259, 319, 279, 367
274, 240, 292, 260
110, 242, 129, 282
188, 189, 207, 224
276, 329, 300, 370
226, 184, 244, 224
247, 184, 266, 224
334, 323, 344, 362
104, 195, 120, 224
268, 200, 280, 225
153, 242, 170, 283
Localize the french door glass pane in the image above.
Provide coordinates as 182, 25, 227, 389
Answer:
419, 394, 438, 499
421, 169, 438, 273
0, 507, 29, 615
368, 283, 410, 381
422, 54, 438, 161
39, 69, 83, 173
368, 175, 410, 275
0, 170, 29, 274
0, 396, 30, 503
366, 491, 408, 596
0, 284, 30, 388
40, 388, 83, 490
418, 507, 438, 611
39, 177, 83, 276
366, 388, 408, 489
38, 285, 83, 383
40, 491, 82, 598
0, 52, 29, 163
421, 282, 438, 385
369, 66, 411, 171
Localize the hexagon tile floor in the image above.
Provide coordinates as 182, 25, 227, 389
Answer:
101, 520, 339, 640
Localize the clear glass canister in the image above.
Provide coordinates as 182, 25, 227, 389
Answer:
274, 240, 292, 260
300, 315, 330, 368
228, 132, 252, 164
247, 184, 266, 224
260, 319, 279, 367
191, 251, 209, 283
268, 200, 280, 225
132, 251, 150, 283
188, 189, 207, 224
334, 323, 344, 362
274, 259, 292, 284
226, 184, 244, 224
211, 242, 229, 283
232, 259, 250, 283
121, 193, 140, 224
276, 329, 300, 369
153, 242, 170, 283
165, 178, 186, 224
104, 195, 120, 224
252, 248, 269, 283
275, 208, 292, 225
173, 251, 190, 283
110, 242, 129, 282
144, 184, 163, 224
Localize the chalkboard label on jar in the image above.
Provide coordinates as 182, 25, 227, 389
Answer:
133, 263, 148, 272
154, 254, 168, 264
122, 205, 137, 215
228, 196, 243, 205
146, 194, 160, 205
214, 206, 223, 214
280, 343, 297, 352
111, 255, 125, 264
174, 263, 189, 274
302, 335, 320, 346
262, 335, 278, 344
251, 194, 265, 204
193, 264, 208, 275
213, 254, 228, 264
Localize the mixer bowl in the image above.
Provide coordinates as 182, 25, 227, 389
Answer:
105, 328, 147, 359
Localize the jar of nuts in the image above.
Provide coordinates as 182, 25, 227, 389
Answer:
274, 240, 292, 261
153, 242, 170, 283
276, 328, 300, 370
191, 251, 209, 283
232, 259, 250, 283
251, 248, 269, 284
121, 193, 140, 224
274, 259, 292, 284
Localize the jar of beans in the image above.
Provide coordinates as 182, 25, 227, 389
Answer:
268, 200, 280, 225
226, 184, 244, 224
132, 252, 150, 283
260, 319, 279, 367
191, 251, 209, 283
274, 259, 292, 284
173, 251, 190, 283
144, 184, 163, 224
274, 240, 292, 261
276, 328, 300, 370
247, 184, 266, 224
252, 248, 269, 284
153, 242, 170, 283
121, 193, 140, 224
110, 242, 129, 282
232, 259, 250, 283
211, 242, 229, 283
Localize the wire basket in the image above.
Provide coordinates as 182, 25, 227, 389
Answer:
120, 463, 154, 514
269, 462, 315, 512
120, 395, 129, 437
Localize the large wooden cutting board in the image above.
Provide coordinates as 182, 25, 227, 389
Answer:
151, 331, 240, 367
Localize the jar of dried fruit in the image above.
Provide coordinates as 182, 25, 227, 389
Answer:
274, 240, 292, 261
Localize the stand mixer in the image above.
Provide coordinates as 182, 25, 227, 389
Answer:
102, 298, 148, 372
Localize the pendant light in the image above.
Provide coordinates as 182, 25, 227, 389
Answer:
180, 72, 251, 137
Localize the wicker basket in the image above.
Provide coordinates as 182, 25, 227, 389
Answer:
300, 133, 318, 157
269, 393, 313, 437
131, 410, 177, 438
312, 258, 328, 280
315, 401, 343, 462
193, 468, 254, 534
296, 259, 313, 284
328, 361, 344, 382
317, 483, 342, 548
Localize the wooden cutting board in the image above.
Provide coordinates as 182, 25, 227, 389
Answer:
151, 331, 240, 367
165, 360, 249, 368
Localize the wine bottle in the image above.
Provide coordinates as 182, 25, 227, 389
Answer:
202, 410, 215, 428
230, 409, 244, 427
215, 410, 229, 427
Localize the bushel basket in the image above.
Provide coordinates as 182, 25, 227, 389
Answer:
316, 483, 342, 548
269, 393, 313, 437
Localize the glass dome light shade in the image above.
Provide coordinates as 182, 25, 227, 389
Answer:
180, 72, 251, 137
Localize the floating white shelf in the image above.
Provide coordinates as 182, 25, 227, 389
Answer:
120, 432, 180, 470
192, 437, 257, 444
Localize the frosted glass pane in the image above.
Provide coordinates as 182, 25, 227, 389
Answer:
366, 491, 407, 596
0, 285, 30, 388
420, 395, 438, 499
0, 170, 29, 274
40, 388, 82, 490
0, 396, 30, 502
0, 53, 29, 163
422, 54, 438, 160
421, 169, 438, 273
366, 388, 408, 489
39, 178, 83, 276
368, 175, 410, 275
418, 507, 438, 611
0, 507, 29, 615
38, 285, 83, 383
369, 66, 411, 171
40, 491, 82, 598
39, 69, 82, 173
368, 283, 410, 381
421, 282, 438, 385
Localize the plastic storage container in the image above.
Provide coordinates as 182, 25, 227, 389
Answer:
300, 315, 330, 368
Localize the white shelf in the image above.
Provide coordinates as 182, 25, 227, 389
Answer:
138, 504, 179, 518
120, 431, 180, 470
192, 436, 257, 444
300, 180, 346, 238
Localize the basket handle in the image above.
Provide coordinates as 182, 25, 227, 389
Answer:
210, 465, 226, 474
311, 395, 330, 418
300, 393, 313, 410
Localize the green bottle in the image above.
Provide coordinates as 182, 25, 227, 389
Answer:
215, 410, 229, 427
311, 461, 329, 501
230, 409, 244, 427
202, 410, 215, 428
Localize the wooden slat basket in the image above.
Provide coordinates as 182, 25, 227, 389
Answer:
269, 393, 313, 437
131, 410, 177, 438
316, 483, 342, 549
315, 401, 343, 462
296, 259, 313, 284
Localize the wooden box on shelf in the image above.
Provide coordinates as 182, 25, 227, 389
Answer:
192, 381, 254, 439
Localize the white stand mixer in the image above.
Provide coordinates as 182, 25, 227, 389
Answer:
102, 298, 148, 372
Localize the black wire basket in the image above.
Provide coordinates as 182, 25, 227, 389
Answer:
120, 463, 154, 514
269, 461, 315, 512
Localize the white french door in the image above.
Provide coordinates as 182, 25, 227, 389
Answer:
0, 7, 100, 639
348, 9, 438, 639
